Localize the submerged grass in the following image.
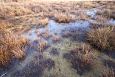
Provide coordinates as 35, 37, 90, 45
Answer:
69, 44, 96, 75
100, 66, 115, 77
0, 1, 115, 77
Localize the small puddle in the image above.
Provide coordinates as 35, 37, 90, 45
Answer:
108, 19, 115, 25
1, 20, 91, 77
86, 8, 115, 25
23, 20, 90, 42
86, 8, 97, 18
2, 9, 115, 77
1, 9, 115, 77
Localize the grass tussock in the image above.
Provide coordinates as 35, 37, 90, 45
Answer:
100, 67, 115, 77
87, 26, 115, 51
65, 44, 96, 75
0, 5, 32, 19
54, 13, 72, 23
71, 44, 95, 66
0, 22, 27, 66
0, 47, 12, 66
38, 17, 49, 26
102, 9, 115, 19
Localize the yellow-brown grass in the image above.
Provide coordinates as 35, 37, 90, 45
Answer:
38, 17, 49, 26
87, 26, 115, 51
71, 44, 96, 65
0, 21, 27, 67
68, 43, 96, 75
0, 4, 32, 19
54, 13, 72, 23
0, 46, 12, 66
100, 67, 115, 77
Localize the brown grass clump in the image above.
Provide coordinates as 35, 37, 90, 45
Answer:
0, 20, 11, 30
101, 9, 115, 19
100, 67, 115, 77
71, 44, 95, 66
54, 13, 72, 23
82, 2, 95, 8
87, 26, 115, 51
97, 7, 115, 19
109, 10, 115, 19
0, 22, 27, 67
0, 5, 32, 19
109, 27, 115, 50
0, 46, 12, 66
36, 38, 48, 52
66, 44, 96, 75
38, 17, 49, 26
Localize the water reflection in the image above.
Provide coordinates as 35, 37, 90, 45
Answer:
23, 20, 90, 42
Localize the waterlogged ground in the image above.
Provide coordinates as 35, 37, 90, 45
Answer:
0, 7, 115, 77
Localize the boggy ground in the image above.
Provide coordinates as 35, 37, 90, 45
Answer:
0, 1, 115, 77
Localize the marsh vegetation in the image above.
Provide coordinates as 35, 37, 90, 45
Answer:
0, 1, 115, 77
